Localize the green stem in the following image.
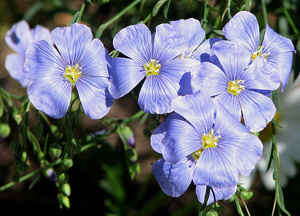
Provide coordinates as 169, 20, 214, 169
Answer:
95, 0, 142, 38
245, 0, 252, 11
283, 8, 299, 35
0, 87, 24, 100
77, 1, 86, 22
123, 110, 145, 124
261, 0, 268, 25
0, 159, 62, 192
202, 0, 209, 30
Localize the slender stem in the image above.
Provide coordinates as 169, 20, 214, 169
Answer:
261, 0, 268, 25
0, 87, 24, 100
283, 8, 299, 35
245, 0, 252, 11
202, 0, 209, 30
95, 0, 142, 38
0, 159, 62, 192
240, 197, 251, 216
77, 1, 86, 22
271, 195, 277, 216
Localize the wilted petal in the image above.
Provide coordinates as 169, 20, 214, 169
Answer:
240, 90, 276, 132
113, 24, 152, 65
223, 11, 259, 52
196, 185, 236, 205
5, 20, 32, 53
5, 53, 30, 87
153, 158, 194, 197
76, 77, 113, 119
109, 57, 145, 99
51, 23, 93, 65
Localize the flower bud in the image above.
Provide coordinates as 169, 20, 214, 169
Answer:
62, 183, 71, 196
240, 191, 254, 201
21, 151, 27, 162
49, 146, 62, 159
62, 159, 73, 169
58, 173, 66, 183
44, 168, 57, 182
58, 193, 70, 208
0, 123, 10, 138
206, 210, 218, 216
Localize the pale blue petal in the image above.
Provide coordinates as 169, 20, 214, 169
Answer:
24, 40, 65, 83
151, 118, 169, 154
169, 18, 205, 56
178, 72, 193, 96
162, 113, 201, 163
212, 41, 251, 80
51, 23, 93, 65
172, 91, 215, 134
214, 104, 263, 176
5, 53, 30, 87
28, 78, 71, 119
191, 61, 227, 96
153, 158, 194, 197
214, 92, 242, 121
223, 11, 259, 52
113, 24, 152, 65
5, 20, 32, 54
76, 77, 113, 119
31, 25, 52, 44
196, 185, 236, 205
193, 38, 221, 62
193, 147, 239, 187
109, 57, 145, 99
240, 90, 276, 132
79, 39, 109, 77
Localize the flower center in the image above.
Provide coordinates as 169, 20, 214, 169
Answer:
64, 64, 82, 86
227, 80, 245, 96
192, 129, 220, 161
251, 46, 269, 61
144, 59, 161, 76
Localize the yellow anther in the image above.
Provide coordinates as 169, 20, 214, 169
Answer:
192, 129, 220, 161
251, 46, 269, 61
227, 80, 245, 96
64, 64, 82, 86
144, 59, 161, 76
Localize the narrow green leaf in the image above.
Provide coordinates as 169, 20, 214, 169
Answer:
28, 174, 41, 190
0, 96, 4, 117
24, 1, 43, 21
163, 0, 171, 18
234, 196, 245, 216
152, 0, 168, 17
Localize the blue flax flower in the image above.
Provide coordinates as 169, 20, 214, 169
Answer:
192, 41, 276, 132
223, 11, 295, 90
151, 92, 262, 204
5, 20, 51, 87
109, 22, 199, 114
25, 23, 113, 119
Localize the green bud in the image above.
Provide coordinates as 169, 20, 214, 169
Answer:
21, 151, 27, 162
49, 147, 62, 159
13, 110, 22, 125
62, 159, 73, 169
240, 191, 254, 200
228, 194, 236, 202
50, 125, 58, 135
62, 183, 71, 196
58, 193, 70, 208
206, 210, 218, 216
58, 173, 66, 183
38, 151, 45, 160
0, 123, 10, 138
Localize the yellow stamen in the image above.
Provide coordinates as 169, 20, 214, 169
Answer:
192, 129, 220, 161
144, 59, 161, 76
64, 64, 82, 86
251, 46, 269, 61
227, 80, 245, 96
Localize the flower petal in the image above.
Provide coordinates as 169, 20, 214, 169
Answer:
162, 113, 201, 163
51, 23, 93, 65
151, 118, 169, 154
79, 39, 109, 78
113, 24, 152, 65
5, 20, 32, 53
172, 91, 215, 134
214, 104, 263, 176
31, 25, 52, 44
191, 61, 227, 96
28, 78, 71, 119
193, 38, 221, 62
76, 77, 113, 119
5, 53, 30, 87
240, 90, 276, 132
223, 11, 259, 52
212, 40, 251, 80
196, 185, 236, 205
109, 57, 145, 99
214, 92, 242, 121
153, 158, 194, 197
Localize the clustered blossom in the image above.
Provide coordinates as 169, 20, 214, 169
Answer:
4, 10, 295, 204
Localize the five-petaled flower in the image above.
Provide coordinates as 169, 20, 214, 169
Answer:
151, 92, 263, 204
25, 23, 113, 119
